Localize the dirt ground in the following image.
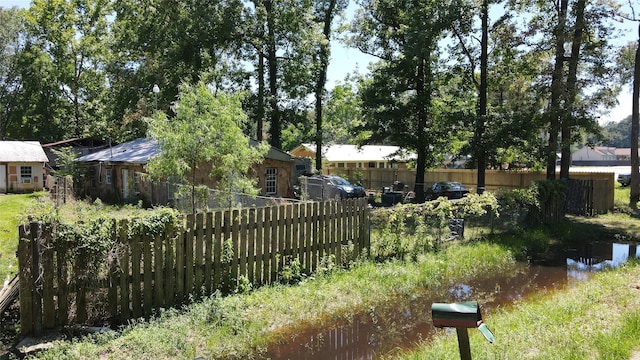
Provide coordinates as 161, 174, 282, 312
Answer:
0, 303, 20, 358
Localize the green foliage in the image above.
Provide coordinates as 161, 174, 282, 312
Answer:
27, 206, 181, 290
127, 207, 181, 239
145, 81, 269, 213
0, 7, 27, 139
278, 257, 306, 285
18, 0, 111, 141
50, 146, 79, 177
370, 193, 501, 261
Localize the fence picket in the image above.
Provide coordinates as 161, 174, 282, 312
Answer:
143, 234, 153, 317
213, 211, 222, 290
185, 214, 195, 297
57, 232, 69, 325
255, 208, 264, 284
195, 213, 204, 294
154, 228, 164, 309
41, 225, 55, 329
247, 209, 256, 283
269, 206, 277, 283
16, 199, 370, 335
231, 209, 239, 288
119, 219, 130, 322
164, 221, 175, 308
239, 209, 248, 281
131, 232, 142, 319
175, 221, 185, 302
18, 224, 33, 335
205, 212, 213, 294
305, 203, 312, 273
108, 219, 118, 321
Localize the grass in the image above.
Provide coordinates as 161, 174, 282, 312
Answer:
0, 192, 48, 282
396, 261, 640, 360
614, 184, 631, 210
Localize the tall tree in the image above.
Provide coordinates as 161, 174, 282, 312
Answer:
108, 0, 245, 141
616, 3, 639, 208
146, 82, 269, 213
350, 0, 472, 202
528, 0, 619, 179
243, 0, 317, 150
633, 27, 640, 208
22, 0, 111, 141
0, 7, 26, 139
545, 0, 569, 180
312, 0, 347, 171
452, 0, 491, 193
558, 0, 586, 179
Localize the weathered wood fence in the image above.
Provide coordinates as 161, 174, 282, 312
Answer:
17, 198, 370, 336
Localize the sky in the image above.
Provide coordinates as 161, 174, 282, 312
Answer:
2, 0, 637, 124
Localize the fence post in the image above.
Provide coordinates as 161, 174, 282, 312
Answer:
18, 224, 33, 335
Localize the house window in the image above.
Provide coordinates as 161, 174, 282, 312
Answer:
265, 168, 277, 195
356, 162, 363, 168
133, 172, 140, 194
337, 162, 345, 168
378, 162, 385, 168
105, 168, 112, 185
368, 162, 376, 168
20, 166, 32, 184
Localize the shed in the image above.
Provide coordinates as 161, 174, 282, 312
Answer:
0, 141, 49, 193
75, 138, 310, 204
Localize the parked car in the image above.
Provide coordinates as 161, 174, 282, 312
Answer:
300, 175, 366, 201
618, 173, 631, 186
425, 181, 469, 200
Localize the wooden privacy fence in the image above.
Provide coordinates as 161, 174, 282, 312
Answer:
17, 198, 370, 336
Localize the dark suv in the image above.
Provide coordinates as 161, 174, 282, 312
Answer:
299, 175, 366, 201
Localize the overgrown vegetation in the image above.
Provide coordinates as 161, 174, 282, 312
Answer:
31, 242, 518, 360
3, 180, 634, 358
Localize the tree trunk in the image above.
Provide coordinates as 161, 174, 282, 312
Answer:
413, 55, 430, 203
314, 0, 337, 172
476, 0, 488, 194
560, 0, 586, 180
630, 22, 640, 209
546, 0, 568, 180
265, 0, 281, 149
257, 52, 265, 141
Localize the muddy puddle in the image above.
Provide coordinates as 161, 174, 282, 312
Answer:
263, 242, 639, 359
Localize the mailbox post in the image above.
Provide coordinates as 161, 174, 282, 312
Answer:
431, 301, 494, 360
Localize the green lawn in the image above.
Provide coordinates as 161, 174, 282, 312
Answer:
0, 192, 47, 282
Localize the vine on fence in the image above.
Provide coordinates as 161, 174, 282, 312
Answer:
369, 191, 516, 262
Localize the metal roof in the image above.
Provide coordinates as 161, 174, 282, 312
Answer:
301, 143, 415, 162
0, 141, 49, 162
76, 137, 297, 164
76, 138, 160, 164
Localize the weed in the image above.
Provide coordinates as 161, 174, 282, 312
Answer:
278, 257, 306, 285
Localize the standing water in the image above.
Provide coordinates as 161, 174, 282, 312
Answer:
263, 242, 639, 359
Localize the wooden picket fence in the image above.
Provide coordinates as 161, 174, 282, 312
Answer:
17, 198, 370, 336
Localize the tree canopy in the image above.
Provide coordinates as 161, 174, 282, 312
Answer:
145, 81, 268, 212
0, 0, 631, 192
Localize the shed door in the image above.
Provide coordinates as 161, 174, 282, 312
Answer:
0, 165, 5, 193
122, 169, 129, 199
